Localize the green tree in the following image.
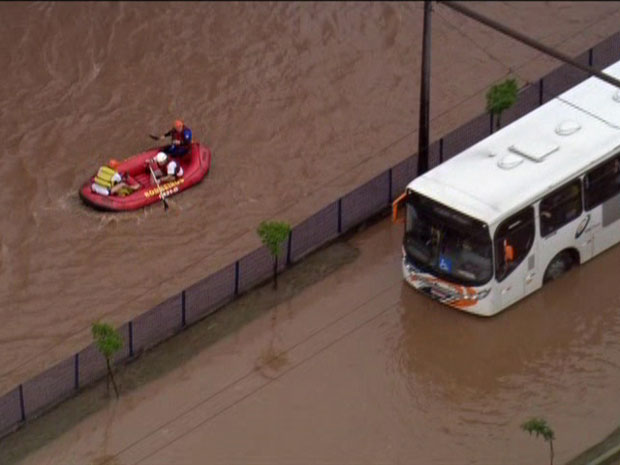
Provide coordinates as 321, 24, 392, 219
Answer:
257, 220, 291, 289
521, 417, 555, 465
92, 322, 123, 399
486, 77, 518, 130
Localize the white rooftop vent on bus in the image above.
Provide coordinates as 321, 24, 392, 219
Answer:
497, 153, 524, 170
613, 89, 620, 103
555, 120, 581, 136
508, 140, 559, 162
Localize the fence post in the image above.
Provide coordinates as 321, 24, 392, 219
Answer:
234, 261, 240, 296
74, 353, 79, 391
181, 290, 186, 327
18, 384, 25, 422
337, 199, 343, 234
589, 47, 593, 67
439, 138, 444, 163
128, 321, 134, 358
286, 231, 293, 266
388, 168, 393, 204
539, 78, 544, 105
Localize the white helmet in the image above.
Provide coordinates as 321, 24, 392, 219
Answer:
155, 151, 168, 165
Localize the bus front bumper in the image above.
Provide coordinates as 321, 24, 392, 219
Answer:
402, 256, 493, 316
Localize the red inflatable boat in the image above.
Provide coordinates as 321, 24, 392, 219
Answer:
79, 142, 211, 211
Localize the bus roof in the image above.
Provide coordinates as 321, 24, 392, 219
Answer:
408, 60, 620, 227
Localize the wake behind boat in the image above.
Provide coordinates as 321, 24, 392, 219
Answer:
79, 142, 211, 211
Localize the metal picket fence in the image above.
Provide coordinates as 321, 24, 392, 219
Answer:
1, 31, 619, 440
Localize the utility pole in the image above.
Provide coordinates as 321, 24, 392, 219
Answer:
439, 1, 620, 90
417, 0, 432, 176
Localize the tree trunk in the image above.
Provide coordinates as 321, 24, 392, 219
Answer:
496, 112, 502, 130
549, 440, 554, 465
273, 256, 278, 289
106, 357, 120, 399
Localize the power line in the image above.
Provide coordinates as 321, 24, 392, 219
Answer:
434, 4, 620, 131
439, 1, 620, 89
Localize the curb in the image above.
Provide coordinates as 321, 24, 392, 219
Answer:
586, 444, 620, 465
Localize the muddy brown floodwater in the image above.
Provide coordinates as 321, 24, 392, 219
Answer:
3, 1, 620, 462
3, 218, 620, 465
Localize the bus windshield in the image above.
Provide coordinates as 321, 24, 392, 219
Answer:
404, 192, 493, 286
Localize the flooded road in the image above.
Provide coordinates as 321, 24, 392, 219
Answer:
4, 2, 620, 463
4, 218, 620, 465
2, 2, 620, 395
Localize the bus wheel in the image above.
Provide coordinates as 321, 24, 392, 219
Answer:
543, 251, 574, 284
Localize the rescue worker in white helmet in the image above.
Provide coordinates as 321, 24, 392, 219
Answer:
145, 151, 184, 183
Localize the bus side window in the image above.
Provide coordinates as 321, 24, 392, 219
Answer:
494, 206, 535, 282
540, 179, 582, 237
584, 155, 620, 210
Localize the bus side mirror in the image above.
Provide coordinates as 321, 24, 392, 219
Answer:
504, 244, 515, 262
392, 192, 407, 224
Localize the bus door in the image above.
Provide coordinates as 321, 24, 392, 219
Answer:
583, 156, 620, 257
589, 195, 620, 256
494, 206, 537, 309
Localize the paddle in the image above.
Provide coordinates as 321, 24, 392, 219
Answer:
148, 133, 162, 141
147, 162, 169, 211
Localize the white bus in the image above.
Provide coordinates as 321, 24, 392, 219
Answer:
396, 59, 620, 316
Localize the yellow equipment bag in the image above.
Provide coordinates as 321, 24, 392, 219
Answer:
94, 166, 117, 189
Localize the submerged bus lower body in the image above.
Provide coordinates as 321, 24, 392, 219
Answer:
401, 251, 496, 316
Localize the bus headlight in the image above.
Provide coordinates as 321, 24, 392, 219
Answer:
462, 288, 490, 301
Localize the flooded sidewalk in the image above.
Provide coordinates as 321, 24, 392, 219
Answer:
3, 217, 620, 465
